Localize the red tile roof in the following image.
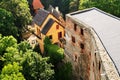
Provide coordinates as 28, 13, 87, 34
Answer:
32, 0, 44, 10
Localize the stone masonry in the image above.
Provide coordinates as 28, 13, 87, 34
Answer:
64, 13, 120, 80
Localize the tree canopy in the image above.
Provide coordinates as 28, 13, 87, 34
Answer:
0, 62, 25, 80
0, 8, 18, 37
0, 0, 32, 28
0, 35, 54, 80
80, 0, 120, 17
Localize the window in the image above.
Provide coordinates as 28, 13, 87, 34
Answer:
81, 28, 84, 35
80, 43, 84, 49
72, 36, 75, 43
58, 32, 62, 39
49, 35, 52, 40
99, 61, 101, 71
95, 53, 96, 58
74, 24, 77, 31
56, 25, 59, 29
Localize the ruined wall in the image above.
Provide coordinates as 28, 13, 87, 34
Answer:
65, 15, 102, 80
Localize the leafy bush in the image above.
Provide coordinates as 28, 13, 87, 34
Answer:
54, 62, 72, 80
44, 37, 64, 64
0, 62, 25, 80
47, 44, 64, 64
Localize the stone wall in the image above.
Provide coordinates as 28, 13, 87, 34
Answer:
65, 14, 120, 80
64, 15, 102, 80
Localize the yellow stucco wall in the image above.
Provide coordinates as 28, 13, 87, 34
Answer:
38, 21, 64, 53
46, 22, 64, 43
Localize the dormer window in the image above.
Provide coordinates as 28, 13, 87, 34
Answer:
74, 23, 77, 31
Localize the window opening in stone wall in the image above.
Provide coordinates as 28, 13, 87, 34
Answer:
80, 43, 84, 49
74, 23, 77, 31
74, 53, 77, 62
99, 61, 101, 71
81, 28, 84, 35
95, 53, 96, 58
72, 36, 75, 43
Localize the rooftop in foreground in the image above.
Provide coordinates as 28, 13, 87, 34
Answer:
68, 7, 120, 76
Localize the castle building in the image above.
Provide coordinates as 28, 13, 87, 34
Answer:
65, 7, 120, 80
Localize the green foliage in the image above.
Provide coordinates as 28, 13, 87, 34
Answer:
46, 44, 64, 64
80, 0, 120, 17
0, 35, 17, 56
3, 47, 22, 65
44, 36, 52, 45
0, 8, 18, 37
0, 35, 54, 80
0, 62, 25, 80
69, 0, 79, 12
53, 0, 70, 16
41, 0, 70, 17
44, 37, 52, 52
55, 62, 72, 80
41, 0, 54, 9
21, 50, 54, 80
33, 44, 41, 53
18, 41, 32, 53
44, 37, 64, 64
0, 0, 32, 28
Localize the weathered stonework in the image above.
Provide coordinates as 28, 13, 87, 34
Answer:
65, 13, 120, 80
65, 15, 100, 80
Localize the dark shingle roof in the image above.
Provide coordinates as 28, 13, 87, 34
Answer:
33, 9, 49, 26
41, 18, 54, 35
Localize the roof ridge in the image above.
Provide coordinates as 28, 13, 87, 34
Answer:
69, 7, 120, 21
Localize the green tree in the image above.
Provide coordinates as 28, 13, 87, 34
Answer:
0, 8, 18, 37
0, 35, 54, 80
3, 47, 22, 65
0, 35, 17, 56
0, 0, 32, 28
46, 44, 64, 64
80, 0, 120, 17
41, 0, 54, 9
18, 41, 32, 53
21, 50, 54, 80
44, 37, 64, 64
69, 0, 79, 12
0, 62, 25, 80
55, 62, 72, 80
53, 0, 70, 18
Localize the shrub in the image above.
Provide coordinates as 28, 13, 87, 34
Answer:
47, 44, 64, 64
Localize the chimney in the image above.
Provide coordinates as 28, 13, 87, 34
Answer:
55, 7, 60, 13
